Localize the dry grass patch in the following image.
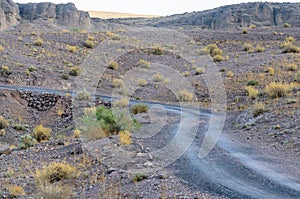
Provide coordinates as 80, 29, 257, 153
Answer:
0, 116, 9, 129
138, 79, 147, 86
66, 45, 79, 53
113, 98, 129, 107
34, 38, 43, 46
264, 82, 293, 98
265, 67, 275, 76
108, 61, 118, 70
153, 73, 163, 82
33, 125, 51, 142
253, 102, 266, 117
35, 162, 79, 184
119, 130, 132, 145
245, 86, 259, 99
285, 63, 298, 71
36, 183, 72, 199
177, 90, 193, 102
131, 104, 148, 114
138, 59, 151, 68
112, 78, 125, 88
8, 185, 26, 197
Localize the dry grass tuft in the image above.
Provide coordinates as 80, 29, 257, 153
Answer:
35, 162, 79, 184
33, 125, 51, 142
177, 90, 193, 102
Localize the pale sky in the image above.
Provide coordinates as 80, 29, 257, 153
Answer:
13, 0, 300, 16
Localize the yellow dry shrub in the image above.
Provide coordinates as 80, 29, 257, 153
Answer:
33, 125, 51, 142
245, 86, 259, 99
35, 162, 79, 184
8, 185, 26, 197
119, 130, 132, 145
177, 90, 193, 102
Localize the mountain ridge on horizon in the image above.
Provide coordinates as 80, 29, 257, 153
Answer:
1, 0, 300, 30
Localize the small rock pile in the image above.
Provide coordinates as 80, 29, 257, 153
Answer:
19, 91, 59, 111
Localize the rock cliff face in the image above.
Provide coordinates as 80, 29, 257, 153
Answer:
145, 2, 300, 29
0, 0, 20, 30
18, 2, 91, 29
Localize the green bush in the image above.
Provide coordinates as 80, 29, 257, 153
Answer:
13, 124, 26, 131
18, 134, 37, 149
132, 173, 148, 182
247, 80, 259, 86
131, 104, 149, 114
95, 106, 140, 134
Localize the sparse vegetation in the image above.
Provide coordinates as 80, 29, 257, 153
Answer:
285, 63, 298, 71
0, 116, 9, 129
203, 44, 226, 62
282, 42, 300, 53
283, 23, 292, 28
119, 130, 132, 145
245, 86, 259, 99
18, 134, 37, 149
182, 71, 190, 77
113, 98, 129, 107
76, 89, 91, 101
150, 47, 164, 55
265, 67, 275, 76
34, 38, 43, 46
138, 79, 147, 86
264, 82, 293, 98
253, 102, 266, 117
226, 71, 234, 78
35, 162, 79, 184
8, 185, 26, 197
195, 67, 204, 75
112, 78, 125, 88
177, 90, 193, 102
69, 66, 80, 76
247, 80, 259, 86
242, 29, 248, 34
132, 173, 148, 182
153, 73, 163, 82
33, 124, 51, 142
296, 71, 300, 83
108, 61, 119, 70
66, 44, 78, 53
131, 104, 149, 114
138, 59, 151, 68
1, 65, 12, 77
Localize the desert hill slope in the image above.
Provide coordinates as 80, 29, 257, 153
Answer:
107, 2, 300, 29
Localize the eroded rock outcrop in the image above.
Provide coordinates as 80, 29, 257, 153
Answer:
0, 0, 20, 30
144, 2, 300, 29
18, 2, 91, 29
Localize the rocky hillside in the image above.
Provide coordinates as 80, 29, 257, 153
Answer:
0, 0, 91, 30
109, 2, 300, 29
0, 0, 20, 30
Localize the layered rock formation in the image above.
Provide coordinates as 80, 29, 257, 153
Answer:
18, 2, 91, 29
0, 0, 91, 31
139, 2, 300, 29
0, 0, 20, 30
